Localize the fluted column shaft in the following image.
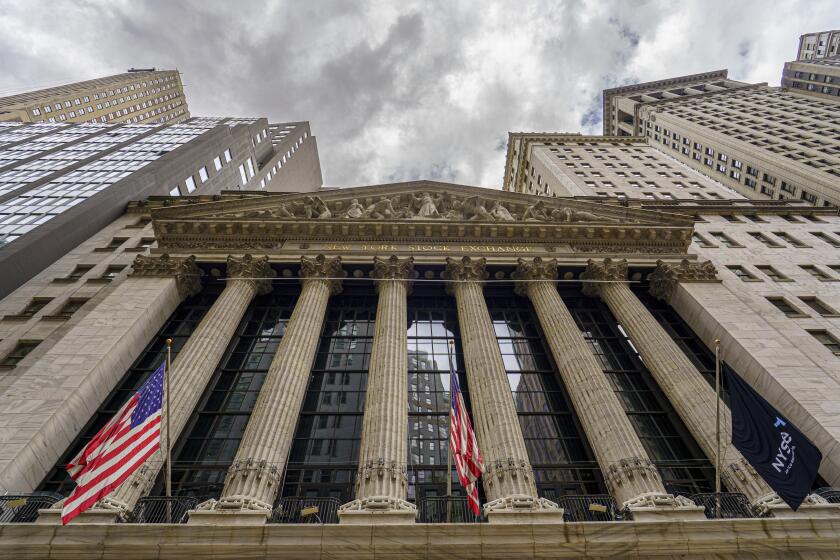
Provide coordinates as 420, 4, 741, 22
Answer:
106, 255, 274, 512
584, 259, 772, 502
513, 258, 667, 506
350, 256, 414, 510
216, 255, 343, 510
444, 257, 538, 505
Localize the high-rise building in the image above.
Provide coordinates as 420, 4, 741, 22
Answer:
0, 69, 189, 125
601, 70, 752, 137
795, 30, 840, 60
503, 133, 742, 202
781, 55, 840, 100
602, 73, 840, 207
0, 117, 322, 299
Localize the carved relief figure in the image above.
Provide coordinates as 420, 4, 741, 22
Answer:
364, 197, 398, 219
302, 196, 331, 219
461, 196, 494, 221
343, 199, 365, 219
412, 192, 440, 218
522, 200, 550, 221
490, 201, 515, 222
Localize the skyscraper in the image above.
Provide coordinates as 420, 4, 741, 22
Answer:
0, 69, 189, 125
795, 30, 840, 60
602, 72, 840, 207
781, 55, 840, 100
0, 117, 322, 298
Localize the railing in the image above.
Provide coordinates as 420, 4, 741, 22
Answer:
129, 496, 201, 523
556, 494, 624, 522
814, 487, 840, 504
418, 497, 483, 523
0, 492, 63, 523
689, 492, 756, 519
270, 497, 340, 524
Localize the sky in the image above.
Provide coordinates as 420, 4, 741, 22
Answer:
0, 0, 838, 188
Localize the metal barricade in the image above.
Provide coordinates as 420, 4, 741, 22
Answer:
271, 497, 340, 524
418, 496, 483, 523
814, 487, 840, 504
556, 494, 623, 522
0, 492, 63, 523
689, 492, 756, 519
129, 496, 200, 523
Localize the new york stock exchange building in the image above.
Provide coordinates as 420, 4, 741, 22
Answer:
2, 180, 840, 559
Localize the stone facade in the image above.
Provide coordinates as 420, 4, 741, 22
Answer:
1, 182, 839, 556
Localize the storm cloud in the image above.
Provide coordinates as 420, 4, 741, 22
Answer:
0, 0, 837, 187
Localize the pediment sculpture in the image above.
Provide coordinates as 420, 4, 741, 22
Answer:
233, 192, 621, 224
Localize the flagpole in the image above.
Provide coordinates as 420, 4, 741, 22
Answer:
714, 338, 721, 520
165, 338, 173, 523
447, 339, 454, 523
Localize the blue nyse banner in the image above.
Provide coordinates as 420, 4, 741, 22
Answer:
724, 364, 822, 510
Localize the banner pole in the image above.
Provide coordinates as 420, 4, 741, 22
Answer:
447, 339, 454, 523
714, 338, 721, 520
165, 338, 173, 523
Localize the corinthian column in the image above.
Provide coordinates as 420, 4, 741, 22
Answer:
339, 256, 416, 524
512, 257, 686, 515
100, 255, 275, 519
190, 255, 343, 525
443, 256, 561, 522
582, 258, 772, 504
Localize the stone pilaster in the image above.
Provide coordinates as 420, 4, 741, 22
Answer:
99, 255, 275, 519
443, 256, 561, 521
340, 256, 416, 524
190, 255, 343, 525
512, 257, 671, 508
582, 258, 772, 503
0, 255, 200, 497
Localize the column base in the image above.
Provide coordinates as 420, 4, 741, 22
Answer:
35, 507, 121, 525
624, 492, 706, 522
483, 494, 565, 524
756, 493, 840, 519
338, 496, 417, 524
188, 508, 270, 526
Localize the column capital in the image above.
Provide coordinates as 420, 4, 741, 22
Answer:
371, 256, 415, 293
511, 257, 558, 296
442, 256, 488, 295
649, 259, 719, 302
580, 258, 628, 297
227, 254, 275, 295
130, 253, 202, 298
300, 254, 345, 295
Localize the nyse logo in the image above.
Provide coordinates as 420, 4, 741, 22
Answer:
772, 417, 797, 475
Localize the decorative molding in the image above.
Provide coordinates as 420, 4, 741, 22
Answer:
442, 256, 488, 295
371, 255, 414, 293
299, 254, 345, 295
580, 258, 629, 297
605, 457, 663, 493
511, 257, 558, 296
226, 254, 275, 295
648, 258, 720, 302
129, 253, 202, 298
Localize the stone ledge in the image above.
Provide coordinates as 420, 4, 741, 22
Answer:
5, 517, 840, 559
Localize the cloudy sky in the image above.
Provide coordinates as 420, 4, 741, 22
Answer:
1, 1, 837, 188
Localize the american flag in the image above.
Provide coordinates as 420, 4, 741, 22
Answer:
449, 358, 485, 516
61, 362, 165, 525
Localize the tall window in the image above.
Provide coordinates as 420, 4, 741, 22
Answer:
39, 282, 221, 495
562, 290, 714, 495
159, 285, 299, 498
281, 285, 375, 503
486, 287, 605, 500
406, 284, 473, 503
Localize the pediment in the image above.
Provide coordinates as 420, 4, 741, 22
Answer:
150, 181, 694, 254
151, 181, 689, 227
